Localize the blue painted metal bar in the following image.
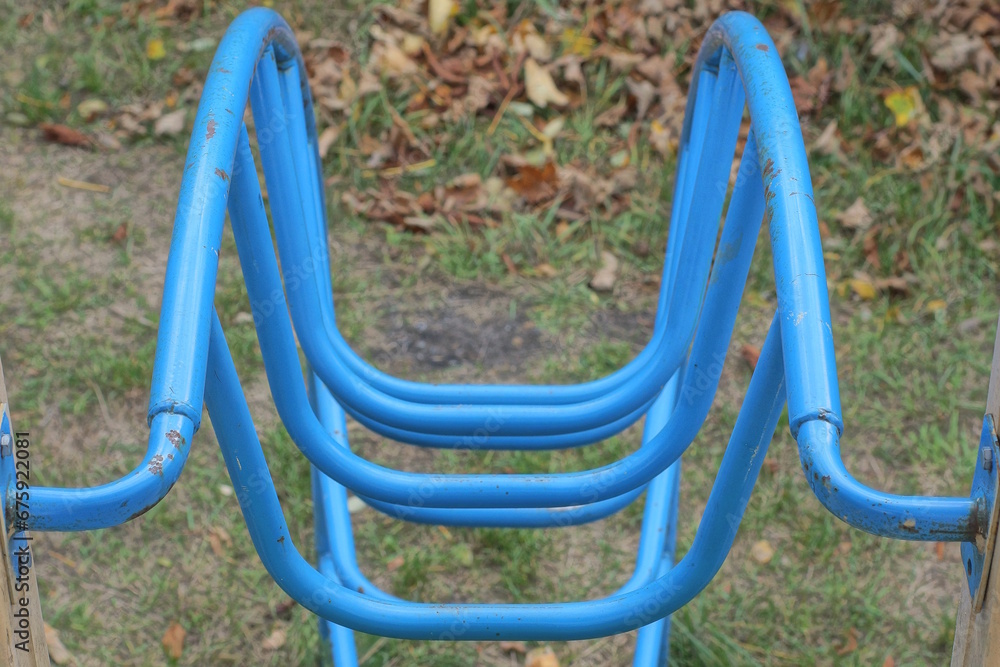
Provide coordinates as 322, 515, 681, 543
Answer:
227, 115, 764, 507
14, 11, 989, 664
204, 306, 787, 639
306, 371, 684, 662
26, 412, 195, 531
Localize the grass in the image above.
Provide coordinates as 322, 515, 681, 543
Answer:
1, 0, 999, 665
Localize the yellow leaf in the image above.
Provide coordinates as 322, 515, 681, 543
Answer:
146, 38, 166, 61
926, 299, 947, 313
561, 28, 595, 58
428, 0, 455, 35
849, 278, 877, 300
884, 86, 920, 128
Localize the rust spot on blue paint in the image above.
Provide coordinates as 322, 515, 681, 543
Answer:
166, 429, 186, 448
149, 454, 165, 476
215, 168, 229, 181
206, 118, 218, 140
756, 44, 769, 52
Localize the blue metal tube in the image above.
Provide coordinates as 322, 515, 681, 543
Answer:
351, 375, 680, 526
227, 123, 764, 507
250, 42, 685, 425
27, 412, 195, 531
205, 308, 787, 640
306, 372, 684, 660
310, 467, 360, 665
796, 419, 978, 540
272, 99, 750, 441
690, 13, 979, 542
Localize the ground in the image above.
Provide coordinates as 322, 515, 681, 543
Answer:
1, 0, 999, 665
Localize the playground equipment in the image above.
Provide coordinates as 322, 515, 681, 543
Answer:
2, 7, 999, 665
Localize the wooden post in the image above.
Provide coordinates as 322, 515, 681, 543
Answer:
952, 314, 1000, 666
0, 355, 50, 666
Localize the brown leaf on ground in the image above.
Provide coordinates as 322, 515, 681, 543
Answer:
506, 161, 559, 204
626, 76, 657, 121
525, 645, 560, 667
110, 222, 129, 245
161, 621, 186, 660
317, 126, 340, 159
154, 108, 186, 136
45, 624, 77, 666
740, 344, 760, 370
836, 197, 873, 231
261, 627, 287, 651
836, 627, 859, 656
39, 123, 91, 148
788, 57, 831, 115
589, 251, 619, 292
929, 33, 983, 72
812, 119, 843, 158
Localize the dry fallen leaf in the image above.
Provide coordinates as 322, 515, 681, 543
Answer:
740, 344, 760, 370
154, 109, 186, 136
428, 0, 454, 35
836, 197, 873, 231
750, 539, 774, 565
534, 263, 557, 278
589, 251, 619, 292
77, 98, 108, 122
39, 123, 91, 148
836, 627, 859, 656
161, 621, 186, 660
45, 624, 76, 666
849, 278, 877, 301
506, 161, 559, 204
525, 645, 560, 667
524, 58, 569, 108
317, 125, 340, 160
261, 627, 287, 651
110, 222, 129, 244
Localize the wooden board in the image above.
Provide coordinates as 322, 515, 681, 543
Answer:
0, 355, 50, 666
952, 313, 1000, 666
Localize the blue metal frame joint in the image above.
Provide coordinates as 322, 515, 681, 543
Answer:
963, 414, 1000, 609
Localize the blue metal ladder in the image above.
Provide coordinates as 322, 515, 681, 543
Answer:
7, 8, 996, 665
